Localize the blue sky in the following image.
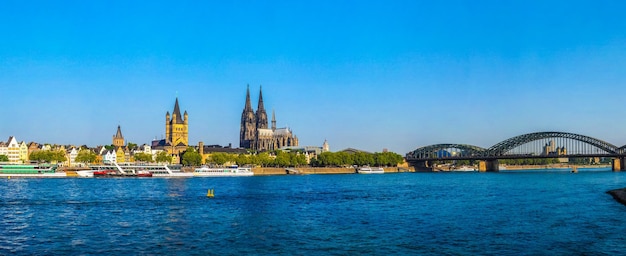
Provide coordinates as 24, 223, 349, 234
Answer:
1, 1, 626, 154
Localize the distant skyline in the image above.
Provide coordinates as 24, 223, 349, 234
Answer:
1, 1, 626, 154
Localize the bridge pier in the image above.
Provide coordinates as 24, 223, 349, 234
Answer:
612, 157, 625, 172
410, 160, 436, 172
478, 160, 499, 172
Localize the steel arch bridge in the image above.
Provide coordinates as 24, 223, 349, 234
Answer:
407, 144, 486, 159
406, 131, 626, 171
486, 131, 619, 156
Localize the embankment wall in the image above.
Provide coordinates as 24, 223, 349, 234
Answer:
252, 167, 414, 175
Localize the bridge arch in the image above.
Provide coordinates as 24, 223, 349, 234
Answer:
406, 144, 486, 160
486, 131, 618, 156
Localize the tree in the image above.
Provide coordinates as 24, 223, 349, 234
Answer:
127, 142, 138, 151
155, 151, 172, 164
236, 154, 251, 166
274, 151, 291, 167
256, 152, 272, 167
374, 152, 404, 167
75, 149, 97, 164
0, 155, 8, 162
181, 147, 202, 166
134, 152, 154, 163
290, 153, 307, 167
207, 153, 231, 166
29, 150, 67, 163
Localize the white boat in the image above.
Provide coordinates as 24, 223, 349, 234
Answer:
193, 165, 254, 177
85, 163, 193, 178
76, 170, 94, 177
454, 166, 476, 172
357, 166, 385, 174
0, 164, 65, 177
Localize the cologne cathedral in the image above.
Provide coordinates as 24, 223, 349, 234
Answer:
240, 86, 298, 151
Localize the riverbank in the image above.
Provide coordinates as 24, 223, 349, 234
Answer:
252, 167, 414, 175
501, 164, 610, 170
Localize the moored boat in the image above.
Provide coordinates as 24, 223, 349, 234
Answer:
0, 164, 64, 177
193, 165, 254, 177
357, 166, 385, 174
87, 163, 192, 178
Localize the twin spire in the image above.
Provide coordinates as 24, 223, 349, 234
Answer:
244, 85, 267, 115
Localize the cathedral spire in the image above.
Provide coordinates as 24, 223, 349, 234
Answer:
257, 85, 265, 112
172, 97, 184, 123
256, 85, 268, 129
244, 84, 253, 111
271, 109, 276, 131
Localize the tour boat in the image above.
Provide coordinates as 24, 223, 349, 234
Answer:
454, 166, 477, 172
0, 164, 65, 177
87, 163, 192, 178
357, 166, 385, 174
193, 165, 254, 177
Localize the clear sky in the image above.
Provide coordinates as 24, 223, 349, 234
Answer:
1, 1, 626, 154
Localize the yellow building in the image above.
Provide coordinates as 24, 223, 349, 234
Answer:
166, 98, 189, 148
19, 141, 29, 163
116, 147, 126, 163
152, 98, 189, 163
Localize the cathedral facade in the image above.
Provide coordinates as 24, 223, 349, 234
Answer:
240, 86, 298, 151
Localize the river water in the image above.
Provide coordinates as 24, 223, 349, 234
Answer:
2, 169, 626, 255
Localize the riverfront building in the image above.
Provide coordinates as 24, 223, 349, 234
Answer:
152, 98, 189, 162
0, 136, 29, 163
240, 86, 299, 151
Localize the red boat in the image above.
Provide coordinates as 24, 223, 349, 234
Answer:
136, 170, 153, 177
93, 170, 117, 176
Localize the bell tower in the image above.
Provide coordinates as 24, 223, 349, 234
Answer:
112, 125, 125, 147
166, 98, 188, 146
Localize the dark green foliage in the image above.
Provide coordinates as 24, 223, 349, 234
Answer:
181, 147, 202, 166
133, 152, 154, 163
75, 149, 97, 164
29, 150, 67, 163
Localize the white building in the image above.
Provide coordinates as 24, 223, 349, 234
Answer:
68, 147, 79, 167
102, 150, 117, 164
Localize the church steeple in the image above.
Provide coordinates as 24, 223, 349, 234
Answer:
271, 109, 276, 131
257, 85, 265, 112
115, 125, 123, 139
256, 86, 268, 129
113, 125, 125, 147
172, 97, 184, 123
244, 84, 253, 112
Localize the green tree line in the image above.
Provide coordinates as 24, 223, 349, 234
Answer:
310, 151, 404, 167
29, 150, 67, 163
499, 158, 561, 165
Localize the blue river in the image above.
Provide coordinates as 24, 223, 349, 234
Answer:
2, 169, 626, 255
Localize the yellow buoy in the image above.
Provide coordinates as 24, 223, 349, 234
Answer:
7, 176, 10, 180
206, 189, 214, 198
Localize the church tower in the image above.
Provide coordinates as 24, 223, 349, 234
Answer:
166, 98, 188, 146
256, 86, 268, 129
240, 85, 257, 149
113, 125, 125, 147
